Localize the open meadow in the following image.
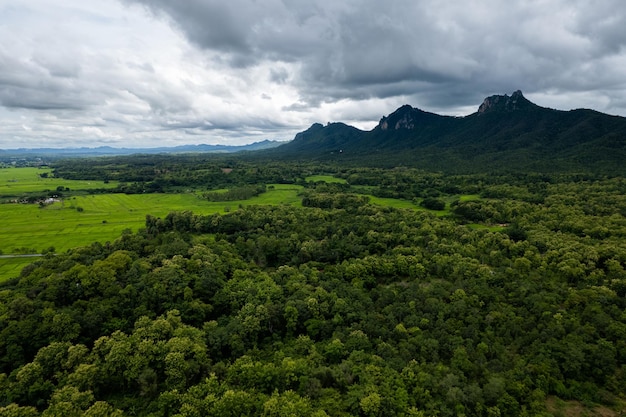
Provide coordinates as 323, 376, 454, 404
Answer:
0, 167, 116, 198
0, 181, 305, 281
1, 168, 462, 281
305, 175, 348, 183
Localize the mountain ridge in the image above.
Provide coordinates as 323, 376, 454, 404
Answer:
0, 140, 284, 159
274, 91, 626, 173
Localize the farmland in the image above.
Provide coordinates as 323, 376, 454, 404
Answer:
0, 169, 402, 255
0, 167, 116, 199
1, 167, 477, 281
305, 174, 348, 184
0, 177, 304, 280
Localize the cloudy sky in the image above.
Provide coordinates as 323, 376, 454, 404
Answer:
1, 0, 625, 149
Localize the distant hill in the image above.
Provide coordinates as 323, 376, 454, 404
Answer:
0, 140, 284, 159
274, 90, 626, 173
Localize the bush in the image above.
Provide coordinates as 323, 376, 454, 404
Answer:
42, 246, 55, 255
420, 197, 446, 210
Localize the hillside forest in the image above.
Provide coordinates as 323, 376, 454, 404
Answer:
1, 155, 626, 416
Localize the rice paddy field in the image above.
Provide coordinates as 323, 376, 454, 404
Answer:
0, 167, 116, 198
0, 168, 304, 281
1, 169, 471, 281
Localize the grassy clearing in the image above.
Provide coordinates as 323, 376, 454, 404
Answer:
365, 195, 420, 209
0, 167, 116, 196
0, 167, 53, 183
0, 184, 304, 282
0, 183, 303, 257
305, 175, 347, 184
1, 177, 475, 281
459, 194, 481, 201
252, 184, 303, 206
364, 195, 455, 216
0, 257, 37, 282
3, 183, 474, 255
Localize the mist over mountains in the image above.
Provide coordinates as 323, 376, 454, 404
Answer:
0, 140, 283, 159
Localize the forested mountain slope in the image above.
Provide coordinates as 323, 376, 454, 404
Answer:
273, 91, 626, 173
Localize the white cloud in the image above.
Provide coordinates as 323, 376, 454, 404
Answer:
1, 0, 626, 149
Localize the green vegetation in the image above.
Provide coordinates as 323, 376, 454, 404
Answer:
204, 184, 267, 202
2, 156, 626, 416
419, 196, 446, 210
305, 175, 348, 184
0, 167, 116, 199
273, 93, 626, 175
0, 257, 39, 282
362, 195, 420, 209
0, 184, 305, 279
459, 194, 481, 202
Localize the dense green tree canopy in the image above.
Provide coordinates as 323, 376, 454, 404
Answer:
2, 160, 626, 415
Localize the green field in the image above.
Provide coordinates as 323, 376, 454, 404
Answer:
459, 194, 481, 201
365, 195, 460, 216
0, 257, 40, 280
0, 182, 304, 281
0, 167, 116, 196
1, 185, 304, 252
0, 168, 473, 281
365, 195, 421, 209
305, 175, 348, 183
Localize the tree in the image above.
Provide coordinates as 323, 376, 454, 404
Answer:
420, 197, 446, 211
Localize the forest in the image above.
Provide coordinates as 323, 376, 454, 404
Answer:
1, 154, 626, 416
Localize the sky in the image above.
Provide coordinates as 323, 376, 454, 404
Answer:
1, 0, 625, 149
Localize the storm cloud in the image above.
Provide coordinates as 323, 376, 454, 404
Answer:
1, 0, 626, 148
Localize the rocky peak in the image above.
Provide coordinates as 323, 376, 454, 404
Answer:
478, 90, 534, 114
378, 104, 430, 131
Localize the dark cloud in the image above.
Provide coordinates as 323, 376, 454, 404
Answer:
572, 1, 626, 55
2, 0, 626, 148
125, 0, 626, 113
126, 0, 254, 55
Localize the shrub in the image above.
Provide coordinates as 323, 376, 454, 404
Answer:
420, 197, 446, 210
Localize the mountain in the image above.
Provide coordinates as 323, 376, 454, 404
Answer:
476, 89, 538, 113
0, 140, 284, 159
274, 91, 626, 173
280, 122, 364, 153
